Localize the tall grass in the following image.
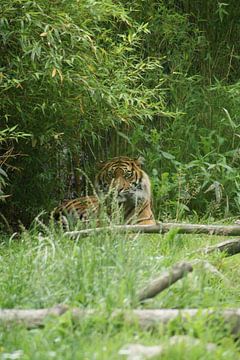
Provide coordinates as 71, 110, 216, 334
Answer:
0, 227, 239, 359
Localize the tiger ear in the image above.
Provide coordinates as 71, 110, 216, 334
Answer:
135, 156, 145, 166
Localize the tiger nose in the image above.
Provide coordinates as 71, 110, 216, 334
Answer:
112, 179, 125, 193
118, 187, 125, 194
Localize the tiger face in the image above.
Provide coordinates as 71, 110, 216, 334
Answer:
95, 156, 151, 206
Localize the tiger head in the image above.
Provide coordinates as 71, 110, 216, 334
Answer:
95, 156, 152, 205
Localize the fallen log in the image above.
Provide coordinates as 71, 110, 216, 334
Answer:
0, 307, 240, 336
64, 222, 240, 238
0, 305, 93, 328
137, 262, 193, 302
199, 238, 240, 256
124, 309, 240, 335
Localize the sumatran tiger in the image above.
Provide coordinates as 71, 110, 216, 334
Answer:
95, 156, 156, 225
52, 195, 100, 229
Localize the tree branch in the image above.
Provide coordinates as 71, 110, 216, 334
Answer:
199, 238, 240, 256
137, 262, 193, 302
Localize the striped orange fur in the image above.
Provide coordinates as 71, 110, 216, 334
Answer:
52, 196, 99, 228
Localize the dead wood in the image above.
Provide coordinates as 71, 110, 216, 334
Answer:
1, 307, 240, 336
0, 305, 93, 329
199, 238, 240, 256
137, 262, 193, 302
64, 223, 240, 238
124, 309, 240, 335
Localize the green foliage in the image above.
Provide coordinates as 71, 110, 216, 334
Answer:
0, 0, 171, 224
1, 0, 240, 224
0, 126, 30, 202
124, 0, 240, 220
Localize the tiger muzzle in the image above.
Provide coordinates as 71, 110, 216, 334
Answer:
112, 178, 130, 203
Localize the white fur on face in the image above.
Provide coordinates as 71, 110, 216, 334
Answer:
118, 171, 151, 205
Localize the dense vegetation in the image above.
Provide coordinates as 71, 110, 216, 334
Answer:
1, 0, 240, 227
1, 2, 240, 358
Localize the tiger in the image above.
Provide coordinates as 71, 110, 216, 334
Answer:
51, 195, 100, 229
95, 156, 156, 225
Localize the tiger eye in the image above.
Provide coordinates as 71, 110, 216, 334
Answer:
125, 170, 133, 179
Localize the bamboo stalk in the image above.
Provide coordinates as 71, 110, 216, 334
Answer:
64, 223, 240, 238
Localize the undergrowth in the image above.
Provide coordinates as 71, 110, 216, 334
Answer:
0, 226, 239, 359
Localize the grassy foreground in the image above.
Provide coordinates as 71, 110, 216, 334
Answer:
0, 225, 240, 359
